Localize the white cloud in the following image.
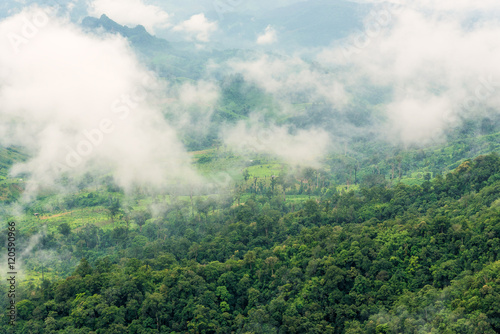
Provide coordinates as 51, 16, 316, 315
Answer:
88, 0, 170, 34
404, 0, 498, 12
349, 0, 499, 11
177, 81, 219, 107
223, 117, 330, 168
317, 1, 500, 144
228, 55, 348, 108
257, 25, 277, 45
216, 55, 349, 165
0, 6, 201, 196
386, 94, 456, 144
162, 80, 220, 138
173, 13, 217, 43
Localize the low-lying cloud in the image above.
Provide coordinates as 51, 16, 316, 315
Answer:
318, 0, 500, 144
216, 1, 500, 147
162, 80, 219, 139
3, 0, 500, 198
0, 7, 200, 196
227, 55, 349, 108
173, 13, 217, 43
223, 116, 331, 168
257, 25, 277, 45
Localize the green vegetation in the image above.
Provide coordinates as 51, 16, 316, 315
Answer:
0, 146, 27, 178
2, 153, 500, 333
0, 4, 498, 334
2, 16, 500, 332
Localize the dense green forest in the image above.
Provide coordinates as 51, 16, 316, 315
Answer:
2, 4, 500, 334
2, 153, 500, 333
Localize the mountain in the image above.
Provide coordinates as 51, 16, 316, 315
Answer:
81, 14, 172, 55
81, 14, 213, 79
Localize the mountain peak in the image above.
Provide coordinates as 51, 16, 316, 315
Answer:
81, 15, 171, 53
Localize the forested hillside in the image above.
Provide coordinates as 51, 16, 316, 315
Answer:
2, 153, 500, 333
2, 1, 500, 333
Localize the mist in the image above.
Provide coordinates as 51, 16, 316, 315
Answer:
319, 0, 500, 144
0, 6, 203, 197
2, 0, 500, 195
223, 115, 331, 168
216, 0, 500, 149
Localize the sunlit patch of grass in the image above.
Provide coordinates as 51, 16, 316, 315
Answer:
246, 163, 284, 179
18, 207, 114, 233
336, 184, 359, 192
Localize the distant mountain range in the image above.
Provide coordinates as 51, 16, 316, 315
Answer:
82, 14, 172, 55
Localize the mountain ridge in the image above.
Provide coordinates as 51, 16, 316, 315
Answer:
81, 14, 172, 55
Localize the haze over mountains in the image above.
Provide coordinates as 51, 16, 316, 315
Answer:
2, 0, 500, 194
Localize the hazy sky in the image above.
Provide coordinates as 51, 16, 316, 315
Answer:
0, 0, 312, 20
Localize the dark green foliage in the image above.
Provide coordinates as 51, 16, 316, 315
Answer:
4, 154, 500, 333
57, 223, 71, 236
